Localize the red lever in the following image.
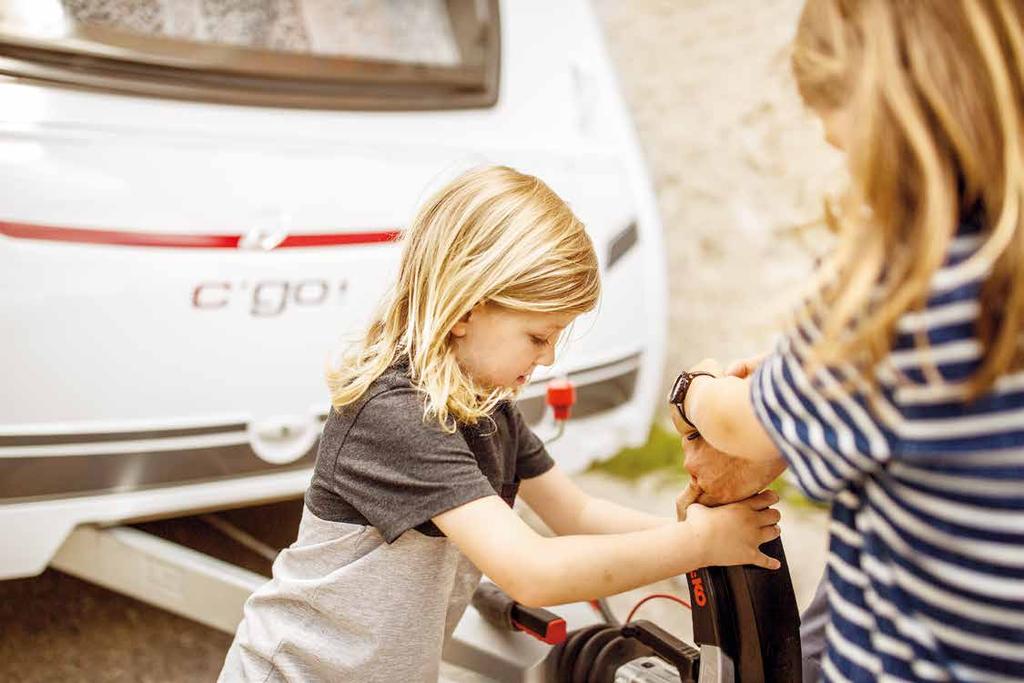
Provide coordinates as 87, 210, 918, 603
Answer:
546, 379, 577, 421
512, 615, 567, 645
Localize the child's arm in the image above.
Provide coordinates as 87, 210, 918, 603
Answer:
682, 359, 781, 464
518, 465, 671, 535
433, 490, 780, 608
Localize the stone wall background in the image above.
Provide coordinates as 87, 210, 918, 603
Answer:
592, 0, 844, 386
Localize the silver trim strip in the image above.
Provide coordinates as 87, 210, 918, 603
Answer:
0, 352, 642, 502
0, 431, 249, 459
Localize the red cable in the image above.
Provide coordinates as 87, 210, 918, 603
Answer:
625, 593, 692, 624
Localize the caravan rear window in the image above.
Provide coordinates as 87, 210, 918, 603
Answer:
0, 0, 499, 109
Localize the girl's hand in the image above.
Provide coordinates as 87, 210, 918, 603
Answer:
725, 352, 768, 379
675, 480, 702, 521
681, 435, 787, 507
686, 490, 782, 570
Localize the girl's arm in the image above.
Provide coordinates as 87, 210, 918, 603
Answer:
682, 359, 781, 464
518, 465, 671, 535
433, 491, 781, 608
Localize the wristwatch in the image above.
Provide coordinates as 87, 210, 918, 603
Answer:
668, 371, 716, 439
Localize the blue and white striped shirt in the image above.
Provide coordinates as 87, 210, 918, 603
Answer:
751, 226, 1024, 681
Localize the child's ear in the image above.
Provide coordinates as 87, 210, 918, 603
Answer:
451, 302, 488, 338
450, 306, 477, 338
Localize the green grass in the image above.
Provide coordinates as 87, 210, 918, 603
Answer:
587, 421, 825, 510
585, 422, 686, 482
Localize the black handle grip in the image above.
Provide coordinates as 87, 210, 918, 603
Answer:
471, 581, 516, 630
621, 620, 701, 682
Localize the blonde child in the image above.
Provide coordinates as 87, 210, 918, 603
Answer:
219, 166, 781, 682
672, 1, 1024, 680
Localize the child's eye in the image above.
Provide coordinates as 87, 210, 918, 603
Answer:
530, 335, 548, 346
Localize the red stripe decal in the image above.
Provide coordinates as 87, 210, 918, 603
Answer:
0, 221, 401, 249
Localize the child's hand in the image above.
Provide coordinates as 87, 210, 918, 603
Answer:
686, 490, 782, 570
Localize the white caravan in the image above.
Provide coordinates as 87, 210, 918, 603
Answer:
0, 0, 667, 580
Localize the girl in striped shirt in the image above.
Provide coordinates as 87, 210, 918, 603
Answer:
673, 1, 1024, 680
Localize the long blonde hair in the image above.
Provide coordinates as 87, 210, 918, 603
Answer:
327, 166, 600, 430
792, 0, 1024, 396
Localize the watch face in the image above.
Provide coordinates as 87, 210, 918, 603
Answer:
668, 373, 688, 406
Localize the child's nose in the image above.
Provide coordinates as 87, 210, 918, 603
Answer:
538, 345, 556, 366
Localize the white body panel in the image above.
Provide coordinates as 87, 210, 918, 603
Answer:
0, 0, 667, 579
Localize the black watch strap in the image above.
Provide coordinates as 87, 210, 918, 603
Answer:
668, 371, 716, 436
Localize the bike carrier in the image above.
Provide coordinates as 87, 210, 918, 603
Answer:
451, 536, 802, 682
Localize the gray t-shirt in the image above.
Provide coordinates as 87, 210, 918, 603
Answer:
305, 362, 553, 541
219, 364, 555, 682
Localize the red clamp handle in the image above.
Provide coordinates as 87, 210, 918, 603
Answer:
512, 606, 568, 645
471, 582, 567, 645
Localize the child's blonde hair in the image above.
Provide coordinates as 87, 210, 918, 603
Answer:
793, 0, 1024, 396
328, 166, 600, 430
